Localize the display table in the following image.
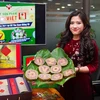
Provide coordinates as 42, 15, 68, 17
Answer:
32, 88, 64, 100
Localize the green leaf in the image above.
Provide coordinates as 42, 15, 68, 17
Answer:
24, 61, 38, 72
35, 49, 51, 59
56, 32, 61, 39
51, 47, 68, 59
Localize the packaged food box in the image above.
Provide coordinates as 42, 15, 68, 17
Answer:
0, 43, 32, 100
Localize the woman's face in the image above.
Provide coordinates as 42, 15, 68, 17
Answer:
69, 15, 84, 39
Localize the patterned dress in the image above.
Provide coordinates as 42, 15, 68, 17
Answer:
59, 39, 99, 100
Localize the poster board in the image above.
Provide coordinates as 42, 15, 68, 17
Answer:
0, 2, 46, 45
0, 43, 21, 69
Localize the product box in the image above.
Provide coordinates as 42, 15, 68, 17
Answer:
0, 43, 32, 100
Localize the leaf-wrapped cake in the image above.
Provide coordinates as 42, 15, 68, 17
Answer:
23, 47, 76, 87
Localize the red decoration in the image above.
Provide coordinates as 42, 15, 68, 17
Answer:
0, 89, 4, 93
20, 82, 24, 85
0, 81, 3, 85
1, 46, 11, 56
26, 56, 34, 66
6, 4, 12, 10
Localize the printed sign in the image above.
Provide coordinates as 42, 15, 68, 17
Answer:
0, 2, 35, 45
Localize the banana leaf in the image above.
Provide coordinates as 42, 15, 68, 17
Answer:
35, 49, 51, 59
24, 47, 76, 87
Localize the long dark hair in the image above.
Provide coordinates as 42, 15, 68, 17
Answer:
59, 10, 95, 65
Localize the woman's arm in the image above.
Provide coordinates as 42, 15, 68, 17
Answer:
75, 66, 89, 73
76, 40, 99, 73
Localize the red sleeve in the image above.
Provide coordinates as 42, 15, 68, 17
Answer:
87, 40, 99, 73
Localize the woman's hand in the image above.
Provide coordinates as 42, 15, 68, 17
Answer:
75, 67, 80, 73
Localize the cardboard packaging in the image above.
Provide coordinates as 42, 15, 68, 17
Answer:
0, 43, 32, 100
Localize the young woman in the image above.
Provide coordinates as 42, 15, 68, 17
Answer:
58, 10, 99, 100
